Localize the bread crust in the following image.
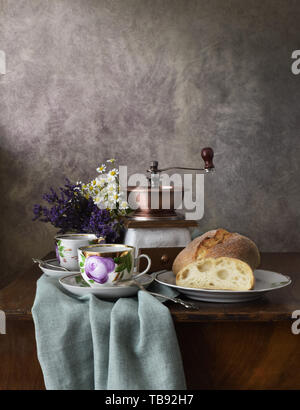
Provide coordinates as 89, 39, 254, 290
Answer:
172, 229, 260, 275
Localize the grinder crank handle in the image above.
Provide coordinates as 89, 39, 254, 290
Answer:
201, 147, 214, 170
148, 147, 215, 173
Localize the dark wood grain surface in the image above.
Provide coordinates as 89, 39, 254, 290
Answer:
0, 320, 45, 390
175, 321, 300, 389
0, 252, 299, 322
169, 253, 300, 322
0, 252, 300, 389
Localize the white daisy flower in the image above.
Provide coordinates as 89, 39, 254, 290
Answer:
119, 200, 129, 210
96, 164, 106, 173
82, 160, 130, 216
108, 168, 119, 178
107, 182, 117, 193
96, 176, 107, 186
107, 175, 115, 183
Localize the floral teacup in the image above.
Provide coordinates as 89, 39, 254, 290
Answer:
55, 233, 104, 271
78, 244, 151, 287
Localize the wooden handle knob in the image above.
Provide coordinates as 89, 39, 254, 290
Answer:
201, 147, 214, 169
161, 254, 170, 265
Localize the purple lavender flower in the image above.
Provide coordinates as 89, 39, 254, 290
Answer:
32, 179, 123, 242
85, 256, 115, 284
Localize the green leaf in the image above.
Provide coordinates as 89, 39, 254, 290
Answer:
113, 252, 133, 274
75, 276, 90, 287
125, 253, 132, 272
79, 262, 84, 267
115, 263, 126, 273
88, 279, 94, 283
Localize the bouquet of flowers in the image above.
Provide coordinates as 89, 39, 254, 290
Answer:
33, 159, 131, 242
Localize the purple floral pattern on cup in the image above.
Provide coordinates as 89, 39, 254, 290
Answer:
84, 256, 115, 284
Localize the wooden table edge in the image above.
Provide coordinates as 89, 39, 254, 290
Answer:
0, 308, 295, 323
0, 252, 299, 324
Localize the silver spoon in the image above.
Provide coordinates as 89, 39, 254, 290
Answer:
32, 258, 69, 271
117, 277, 200, 310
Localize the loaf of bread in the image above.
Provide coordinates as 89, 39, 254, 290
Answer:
172, 228, 260, 276
176, 257, 255, 291
173, 228, 260, 291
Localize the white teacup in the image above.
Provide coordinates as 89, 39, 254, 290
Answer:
55, 233, 104, 271
78, 244, 151, 287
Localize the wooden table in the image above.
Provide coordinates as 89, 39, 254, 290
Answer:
0, 252, 299, 390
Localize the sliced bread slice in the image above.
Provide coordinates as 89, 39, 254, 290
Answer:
176, 257, 255, 291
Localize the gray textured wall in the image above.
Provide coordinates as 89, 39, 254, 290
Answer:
1, 0, 300, 286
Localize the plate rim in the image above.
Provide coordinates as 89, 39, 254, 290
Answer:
59, 272, 154, 290
155, 269, 292, 294
39, 258, 80, 274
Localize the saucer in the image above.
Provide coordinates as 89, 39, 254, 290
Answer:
38, 258, 80, 278
59, 273, 154, 299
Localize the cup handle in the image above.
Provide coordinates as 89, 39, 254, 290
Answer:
133, 254, 151, 279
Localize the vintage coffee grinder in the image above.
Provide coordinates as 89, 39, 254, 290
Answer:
124, 147, 215, 272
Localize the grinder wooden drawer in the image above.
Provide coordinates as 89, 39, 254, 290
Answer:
138, 247, 184, 273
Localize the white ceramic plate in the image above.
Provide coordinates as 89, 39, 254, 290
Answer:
59, 273, 154, 299
39, 258, 80, 278
155, 270, 291, 303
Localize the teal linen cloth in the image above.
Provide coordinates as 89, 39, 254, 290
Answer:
32, 275, 186, 390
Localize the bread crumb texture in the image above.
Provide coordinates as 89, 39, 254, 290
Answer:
176, 257, 255, 291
